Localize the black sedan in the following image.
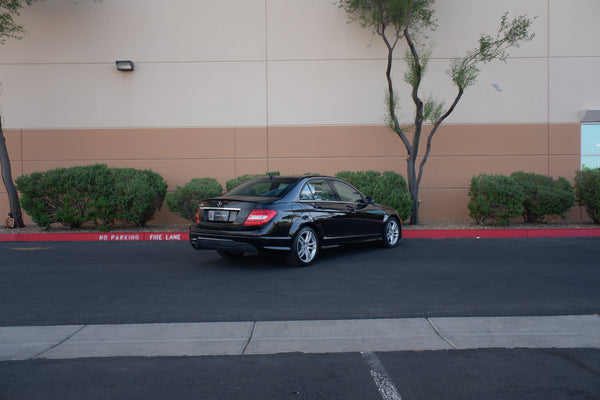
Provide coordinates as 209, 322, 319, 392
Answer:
189, 175, 401, 266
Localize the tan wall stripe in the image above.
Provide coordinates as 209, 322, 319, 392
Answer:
1, 123, 586, 223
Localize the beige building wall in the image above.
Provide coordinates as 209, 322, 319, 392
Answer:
1, 0, 599, 223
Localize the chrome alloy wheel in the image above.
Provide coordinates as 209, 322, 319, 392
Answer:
383, 218, 400, 247
297, 229, 318, 263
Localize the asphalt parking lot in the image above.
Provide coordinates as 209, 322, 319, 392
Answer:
1, 237, 599, 399
1, 238, 599, 326
1, 349, 599, 400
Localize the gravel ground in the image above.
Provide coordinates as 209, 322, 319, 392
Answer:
1, 219, 597, 234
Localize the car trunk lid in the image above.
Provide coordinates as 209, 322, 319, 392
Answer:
196, 197, 277, 228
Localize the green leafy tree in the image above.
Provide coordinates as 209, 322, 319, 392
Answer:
338, 0, 535, 224
0, 0, 41, 227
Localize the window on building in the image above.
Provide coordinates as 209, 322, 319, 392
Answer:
581, 110, 600, 169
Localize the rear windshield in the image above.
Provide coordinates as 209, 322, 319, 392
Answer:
226, 177, 300, 198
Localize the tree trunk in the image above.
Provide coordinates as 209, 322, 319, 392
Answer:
0, 118, 25, 228
406, 154, 419, 225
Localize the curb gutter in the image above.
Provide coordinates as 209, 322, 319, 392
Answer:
1, 229, 600, 242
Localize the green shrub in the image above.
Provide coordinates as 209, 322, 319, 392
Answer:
16, 164, 113, 229
16, 164, 167, 230
574, 167, 600, 224
335, 170, 412, 221
510, 171, 575, 223
335, 170, 381, 193
225, 171, 280, 191
468, 174, 525, 226
166, 178, 223, 221
111, 168, 168, 227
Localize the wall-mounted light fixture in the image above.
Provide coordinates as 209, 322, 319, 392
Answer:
115, 60, 134, 71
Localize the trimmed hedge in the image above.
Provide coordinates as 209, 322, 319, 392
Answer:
510, 171, 575, 223
335, 170, 412, 221
468, 172, 578, 226
110, 168, 168, 227
467, 174, 525, 225
166, 178, 223, 222
575, 167, 600, 224
16, 164, 167, 230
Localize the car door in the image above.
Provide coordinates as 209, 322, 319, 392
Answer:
299, 179, 349, 240
328, 179, 383, 237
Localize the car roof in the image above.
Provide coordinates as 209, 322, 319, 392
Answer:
248, 175, 332, 181
274, 175, 331, 179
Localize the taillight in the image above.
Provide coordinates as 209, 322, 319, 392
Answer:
195, 207, 200, 223
243, 209, 277, 227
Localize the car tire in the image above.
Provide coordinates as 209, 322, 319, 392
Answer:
286, 226, 319, 267
381, 217, 400, 248
216, 250, 244, 259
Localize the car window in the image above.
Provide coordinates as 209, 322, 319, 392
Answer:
227, 177, 298, 197
301, 180, 337, 201
331, 180, 363, 203
300, 183, 315, 200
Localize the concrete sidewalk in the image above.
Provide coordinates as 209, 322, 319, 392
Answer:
2, 315, 599, 361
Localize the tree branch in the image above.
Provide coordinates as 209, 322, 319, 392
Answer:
416, 87, 464, 188
380, 30, 410, 153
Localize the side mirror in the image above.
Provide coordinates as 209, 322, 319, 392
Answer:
365, 197, 375, 205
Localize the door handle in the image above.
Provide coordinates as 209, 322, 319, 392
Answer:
312, 203, 322, 209
346, 205, 355, 213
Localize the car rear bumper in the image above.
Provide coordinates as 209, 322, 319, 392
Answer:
190, 236, 261, 253
189, 227, 292, 254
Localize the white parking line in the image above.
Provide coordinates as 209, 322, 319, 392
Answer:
361, 351, 402, 400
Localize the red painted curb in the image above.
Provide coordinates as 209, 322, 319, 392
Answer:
0, 232, 189, 242
1, 229, 599, 242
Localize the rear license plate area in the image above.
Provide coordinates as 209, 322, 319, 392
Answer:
207, 209, 237, 222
